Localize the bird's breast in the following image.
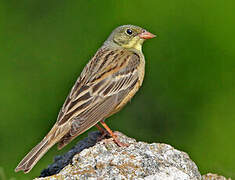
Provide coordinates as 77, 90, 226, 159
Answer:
137, 54, 145, 86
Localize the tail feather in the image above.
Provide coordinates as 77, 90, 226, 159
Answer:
15, 136, 53, 173
15, 125, 69, 173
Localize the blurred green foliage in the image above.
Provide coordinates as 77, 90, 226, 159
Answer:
0, 0, 234, 179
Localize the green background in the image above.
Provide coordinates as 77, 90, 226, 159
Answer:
0, 0, 234, 179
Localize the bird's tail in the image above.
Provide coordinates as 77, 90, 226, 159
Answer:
15, 125, 68, 173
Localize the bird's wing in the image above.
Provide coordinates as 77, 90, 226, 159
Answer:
56, 47, 140, 138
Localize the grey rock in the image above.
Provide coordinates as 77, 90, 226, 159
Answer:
36, 131, 202, 180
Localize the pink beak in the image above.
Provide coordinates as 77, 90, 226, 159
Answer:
139, 30, 156, 39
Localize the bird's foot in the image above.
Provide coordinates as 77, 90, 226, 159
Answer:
97, 122, 129, 147
102, 137, 129, 147
111, 131, 129, 147
96, 130, 109, 142
96, 131, 128, 147
113, 137, 129, 147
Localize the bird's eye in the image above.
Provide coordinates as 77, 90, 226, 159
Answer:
126, 29, 133, 35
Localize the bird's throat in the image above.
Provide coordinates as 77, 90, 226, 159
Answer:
122, 37, 144, 52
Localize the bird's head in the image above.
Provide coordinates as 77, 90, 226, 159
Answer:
105, 25, 156, 51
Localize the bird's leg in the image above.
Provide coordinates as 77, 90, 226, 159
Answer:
95, 124, 109, 141
99, 120, 128, 147
95, 124, 106, 134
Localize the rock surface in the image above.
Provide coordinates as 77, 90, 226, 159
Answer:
39, 131, 102, 177
202, 173, 232, 180
36, 131, 202, 180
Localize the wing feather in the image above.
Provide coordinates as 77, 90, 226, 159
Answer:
56, 48, 140, 147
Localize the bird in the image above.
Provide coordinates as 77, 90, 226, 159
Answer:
15, 24, 156, 173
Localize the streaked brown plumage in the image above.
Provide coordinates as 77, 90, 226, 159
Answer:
15, 25, 155, 173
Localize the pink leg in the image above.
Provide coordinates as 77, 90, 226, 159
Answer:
100, 121, 128, 147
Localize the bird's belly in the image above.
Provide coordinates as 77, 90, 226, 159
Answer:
115, 82, 141, 112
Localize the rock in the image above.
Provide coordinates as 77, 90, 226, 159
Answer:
36, 131, 202, 180
39, 131, 102, 177
202, 173, 231, 180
